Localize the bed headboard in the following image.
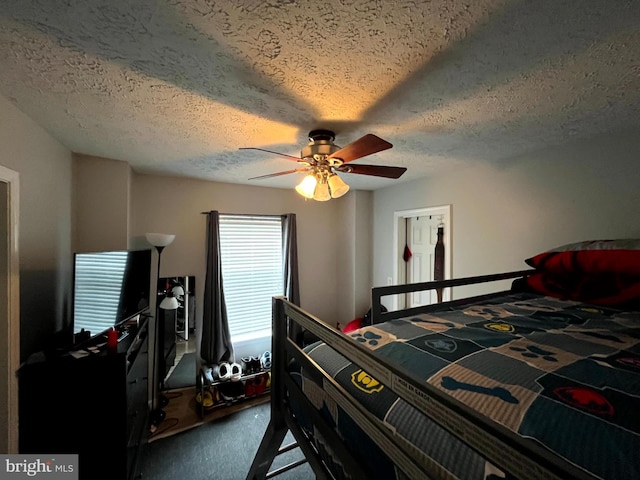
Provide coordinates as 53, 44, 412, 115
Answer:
370, 269, 534, 324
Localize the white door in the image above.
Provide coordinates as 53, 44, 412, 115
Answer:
406, 215, 444, 307
393, 205, 451, 312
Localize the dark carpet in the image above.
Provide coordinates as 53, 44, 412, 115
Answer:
164, 352, 197, 389
138, 402, 314, 480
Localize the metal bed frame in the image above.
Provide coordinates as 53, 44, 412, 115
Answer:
246, 270, 596, 480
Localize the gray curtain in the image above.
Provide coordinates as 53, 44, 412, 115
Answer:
201, 210, 234, 365
282, 213, 302, 345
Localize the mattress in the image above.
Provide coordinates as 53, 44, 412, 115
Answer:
294, 291, 640, 479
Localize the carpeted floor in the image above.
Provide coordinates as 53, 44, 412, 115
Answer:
139, 397, 314, 480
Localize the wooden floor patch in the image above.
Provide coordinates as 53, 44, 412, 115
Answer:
149, 386, 270, 442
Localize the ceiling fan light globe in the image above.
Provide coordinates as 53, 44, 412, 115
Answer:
295, 174, 317, 198
328, 174, 350, 198
313, 182, 331, 201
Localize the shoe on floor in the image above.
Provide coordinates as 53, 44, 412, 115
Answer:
242, 356, 261, 374
245, 379, 256, 397
241, 357, 254, 374
203, 367, 214, 384
230, 362, 243, 381
196, 390, 215, 409
218, 381, 245, 402
260, 351, 272, 370
254, 373, 268, 395
214, 362, 232, 381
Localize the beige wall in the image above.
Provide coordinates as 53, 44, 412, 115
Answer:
335, 194, 356, 327
335, 191, 373, 325
372, 131, 640, 301
0, 94, 73, 359
353, 192, 373, 317
128, 173, 358, 329
73, 154, 131, 252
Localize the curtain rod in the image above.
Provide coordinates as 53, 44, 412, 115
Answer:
200, 212, 290, 217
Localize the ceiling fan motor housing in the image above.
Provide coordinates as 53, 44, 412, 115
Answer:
301, 130, 341, 161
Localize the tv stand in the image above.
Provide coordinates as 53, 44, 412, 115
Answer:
19, 319, 150, 480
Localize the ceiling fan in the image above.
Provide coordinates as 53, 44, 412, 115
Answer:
240, 130, 407, 201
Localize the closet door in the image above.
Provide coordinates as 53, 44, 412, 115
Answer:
406, 215, 443, 307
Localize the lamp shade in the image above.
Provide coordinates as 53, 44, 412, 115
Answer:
172, 285, 185, 296
328, 174, 350, 198
313, 181, 331, 201
295, 174, 317, 199
159, 296, 179, 310
145, 233, 176, 247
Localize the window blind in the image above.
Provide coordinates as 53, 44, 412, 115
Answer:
73, 251, 128, 334
219, 214, 283, 342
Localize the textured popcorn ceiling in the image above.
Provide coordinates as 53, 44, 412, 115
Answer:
0, 0, 639, 190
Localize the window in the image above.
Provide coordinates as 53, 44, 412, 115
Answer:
73, 251, 128, 333
219, 214, 283, 342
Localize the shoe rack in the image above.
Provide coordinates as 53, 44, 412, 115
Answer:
196, 369, 271, 419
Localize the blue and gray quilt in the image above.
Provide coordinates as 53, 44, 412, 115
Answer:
297, 292, 640, 479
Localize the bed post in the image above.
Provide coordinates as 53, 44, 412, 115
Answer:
371, 286, 382, 325
245, 297, 289, 479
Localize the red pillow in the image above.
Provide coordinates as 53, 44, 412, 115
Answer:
525, 239, 640, 276
342, 318, 363, 333
525, 272, 640, 307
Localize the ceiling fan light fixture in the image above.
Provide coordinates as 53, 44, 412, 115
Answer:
244, 130, 400, 199
295, 173, 317, 198
313, 180, 331, 201
328, 173, 349, 198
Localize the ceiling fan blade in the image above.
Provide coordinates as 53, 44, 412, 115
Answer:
337, 164, 407, 179
248, 168, 308, 180
239, 147, 301, 162
328, 134, 392, 163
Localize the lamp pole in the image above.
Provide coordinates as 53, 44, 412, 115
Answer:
145, 233, 175, 427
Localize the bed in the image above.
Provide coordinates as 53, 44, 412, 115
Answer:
246, 239, 640, 480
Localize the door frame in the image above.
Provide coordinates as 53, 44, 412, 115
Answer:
392, 205, 452, 311
0, 165, 19, 453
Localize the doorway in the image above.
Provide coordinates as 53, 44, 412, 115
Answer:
0, 165, 19, 453
392, 205, 451, 311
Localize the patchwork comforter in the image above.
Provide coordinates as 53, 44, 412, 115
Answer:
295, 292, 640, 480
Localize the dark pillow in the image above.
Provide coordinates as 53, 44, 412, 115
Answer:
525, 239, 640, 276
525, 272, 640, 308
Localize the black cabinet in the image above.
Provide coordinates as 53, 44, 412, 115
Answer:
19, 319, 150, 480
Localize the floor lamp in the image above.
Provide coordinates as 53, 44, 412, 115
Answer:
145, 233, 176, 428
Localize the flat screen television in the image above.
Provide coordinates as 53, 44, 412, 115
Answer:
72, 249, 152, 342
